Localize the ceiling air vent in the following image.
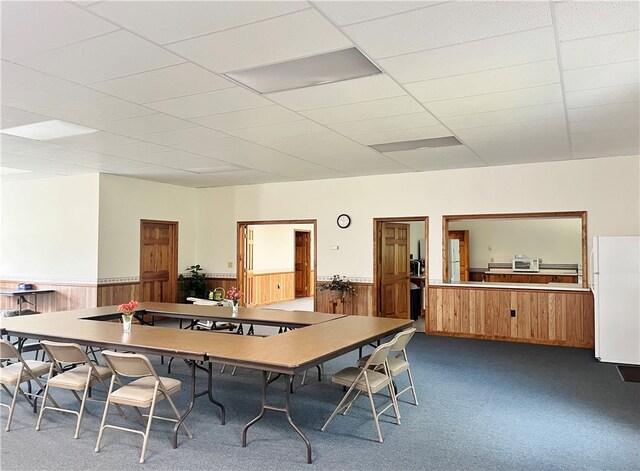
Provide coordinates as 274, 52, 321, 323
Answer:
369, 136, 462, 153
225, 47, 381, 94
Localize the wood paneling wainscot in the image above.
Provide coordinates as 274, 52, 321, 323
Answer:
428, 285, 594, 348
1, 280, 98, 313
97, 282, 140, 307
206, 275, 296, 307
315, 283, 374, 316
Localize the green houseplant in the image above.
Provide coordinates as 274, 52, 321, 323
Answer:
317, 275, 357, 300
178, 264, 207, 300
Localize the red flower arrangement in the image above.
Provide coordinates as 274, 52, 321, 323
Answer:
227, 287, 242, 301
117, 299, 139, 317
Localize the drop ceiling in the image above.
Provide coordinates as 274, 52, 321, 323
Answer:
1, 0, 638, 187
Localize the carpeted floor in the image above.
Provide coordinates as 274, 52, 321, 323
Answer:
1, 334, 638, 470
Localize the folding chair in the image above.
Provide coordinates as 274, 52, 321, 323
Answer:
96, 350, 192, 464
36, 340, 119, 438
358, 327, 419, 416
321, 338, 400, 442
0, 339, 55, 431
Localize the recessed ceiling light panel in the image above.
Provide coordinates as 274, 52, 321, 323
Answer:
0, 119, 97, 141
225, 47, 381, 94
369, 136, 463, 153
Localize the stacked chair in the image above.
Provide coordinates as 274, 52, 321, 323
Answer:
95, 350, 192, 464
0, 339, 55, 431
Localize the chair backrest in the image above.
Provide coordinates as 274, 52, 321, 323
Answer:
40, 340, 90, 365
363, 339, 396, 369
0, 339, 20, 362
101, 350, 157, 379
391, 327, 417, 352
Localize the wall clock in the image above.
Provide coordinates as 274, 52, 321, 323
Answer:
337, 214, 351, 229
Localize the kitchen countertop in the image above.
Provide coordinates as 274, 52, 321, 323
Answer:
434, 281, 589, 292
485, 269, 578, 276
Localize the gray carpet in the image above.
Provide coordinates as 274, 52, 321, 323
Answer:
1, 334, 638, 470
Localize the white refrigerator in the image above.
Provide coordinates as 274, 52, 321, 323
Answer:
449, 239, 460, 282
591, 236, 640, 365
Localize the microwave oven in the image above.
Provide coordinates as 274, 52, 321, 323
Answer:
512, 258, 539, 272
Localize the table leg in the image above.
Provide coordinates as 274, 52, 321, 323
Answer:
172, 360, 226, 448
242, 371, 312, 464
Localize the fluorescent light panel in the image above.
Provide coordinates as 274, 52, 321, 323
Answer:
370, 136, 463, 153
0, 119, 97, 140
225, 47, 381, 94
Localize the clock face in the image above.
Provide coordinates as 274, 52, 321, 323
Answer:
337, 214, 351, 229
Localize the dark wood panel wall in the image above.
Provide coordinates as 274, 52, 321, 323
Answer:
315, 283, 374, 316
428, 285, 594, 348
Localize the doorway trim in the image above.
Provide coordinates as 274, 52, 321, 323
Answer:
237, 219, 317, 309
373, 216, 429, 319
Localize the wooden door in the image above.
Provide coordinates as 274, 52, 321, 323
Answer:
379, 222, 410, 319
139, 220, 178, 303
448, 230, 470, 282
243, 227, 255, 307
294, 231, 311, 298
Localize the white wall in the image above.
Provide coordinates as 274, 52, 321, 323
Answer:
409, 221, 425, 260
251, 224, 314, 274
449, 218, 583, 267
97, 174, 197, 280
0, 174, 100, 282
195, 155, 640, 283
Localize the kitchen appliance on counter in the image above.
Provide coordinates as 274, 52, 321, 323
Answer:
449, 239, 460, 282
592, 236, 640, 365
512, 256, 539, 272
410, 259, 422, 276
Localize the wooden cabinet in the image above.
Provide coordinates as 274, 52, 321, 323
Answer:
428, 286, 594, 348
485, 273, 578, 284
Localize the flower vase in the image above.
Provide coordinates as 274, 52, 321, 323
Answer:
122, 314, 133, 333
232, 300, 239, 317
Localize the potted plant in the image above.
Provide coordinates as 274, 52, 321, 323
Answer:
178, 264, 207, 301
317, 275, 357, 300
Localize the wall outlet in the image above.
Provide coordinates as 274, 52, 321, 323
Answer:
510, 309, 516, 317
227, 261, 233, 268
277, 283, 281, 289
490, 257, 495, 263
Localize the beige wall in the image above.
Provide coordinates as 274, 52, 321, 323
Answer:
251, 224, 314, 274
195, 155, 640, 283
97, 173, 197, 280
0, 174, 100, 283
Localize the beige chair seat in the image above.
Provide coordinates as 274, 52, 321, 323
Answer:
332, 367, 391, 393
358, 355, 409, 375
47, 364, 112, 390
0, 360, 50, 384
109, 376, 181, 408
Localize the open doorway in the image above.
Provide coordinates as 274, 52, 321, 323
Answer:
237, 220, 317, 310
373, 216, 429, 320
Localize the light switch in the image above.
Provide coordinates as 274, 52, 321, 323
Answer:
227, 261, 233, 268
331, 245, 339, 250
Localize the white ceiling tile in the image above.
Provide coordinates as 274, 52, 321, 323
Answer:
145, 88, 271, 119
191, 105, 304, 131
90, 141, 171, 159
91, 63, 235, 104
314, 1, 440, 26
226, 120, 327, 142
136, 127, 228, 146
560, 31, 640, 71
1, 74, 106, 110
568, 101, 639, 124
299, 96, 424, 124
35, 97, 154, 127
18, 30, 183, 84
554, 1, 640, 41
95, 113, 194, 136
258, 132, 378, 158
1, 106, 49, 129
378, 27, 557, 83
441, 103, 566, 130
0, 1, 117, 60
267, 75, 405, 111
172, 137, 263, 159
128, 150, 214, 165
469, 136, 571, 165
345, 1, 551, 59
384, 145, 485, 171
424, 84, 563, 118
1, 60, 49, 85
570, 117, 640, 135
328, 112, 439, 136
563, 61, 640, 92
167, 9, 351, 73
454, 118, 568, 142
87, 1, 308, 44
42, 131, 139, 151
565, 84, 640, 109
571, 128, 640, 159
350, 124, 452, 146
405, 60, 560, 102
